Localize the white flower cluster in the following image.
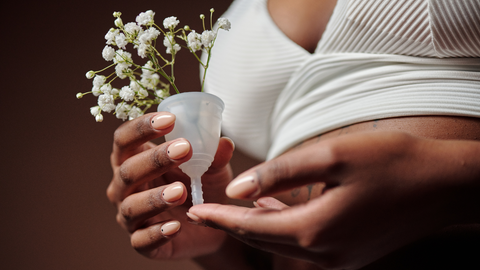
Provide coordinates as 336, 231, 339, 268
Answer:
77, 9, 230, 122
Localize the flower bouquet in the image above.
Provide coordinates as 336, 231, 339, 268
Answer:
77, 9, 230, 205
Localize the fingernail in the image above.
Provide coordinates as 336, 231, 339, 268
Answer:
167, 139, 190, 160
163, 182, 184, 202
226, 174, 259, 199
161, 221, 181, 236
186, 212, 202, 223
222, 137, 235, 150
151, 113, 175, 130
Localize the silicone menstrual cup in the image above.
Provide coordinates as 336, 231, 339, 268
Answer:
157, 92, 224, 205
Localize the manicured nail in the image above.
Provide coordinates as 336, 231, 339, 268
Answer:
167, 139, 190, 159
161, 221, 181, 236
226, 174, 259, 199
186, 212, 202, 223
222, 137, 235, 150
162, 182, 184, 202
151, 113, 175, 130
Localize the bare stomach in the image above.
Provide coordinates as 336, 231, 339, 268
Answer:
276, 115, 480, 205
271, 115, 480, 270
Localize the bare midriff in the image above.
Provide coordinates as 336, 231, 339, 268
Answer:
276, 115, 480, 205
271, 116, 480, 270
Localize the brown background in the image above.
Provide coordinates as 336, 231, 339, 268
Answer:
1, 1, 260, 269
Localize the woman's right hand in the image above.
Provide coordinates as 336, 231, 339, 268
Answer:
106, 112, 235, 260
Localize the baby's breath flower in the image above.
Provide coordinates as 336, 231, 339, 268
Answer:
138, 27, 160, 45
115, 103, 131, 120
124, 22, 142, 36
98, 94, 115, 112
114, 50, 132, 64
187, 30, 202, 52
111, 88, 120, 96
201, 30, 215, 48
156, 89, 170, 99
137, 88, 149, 99
93, 75, 106, 87
128, 106, 143, 120
80, 8, 229, 122
136, 10, 155, 26
105, 28, 119, 45
218, 18, 231, 31
141, 73, 160, 90
130, 80, 141, 92
115, 18, 123, 28
119, 86, 135, 101
90, 106, 101, 116
163, 16, 179, 29
102, 45, 116, 61
85, 70, 95, 79
136, 43, 148, 58
115, 63, 130, 79
92, 86, 102, 96
95, 114, 104, 122
115, 33, 128, 49
100, 83, 112, 95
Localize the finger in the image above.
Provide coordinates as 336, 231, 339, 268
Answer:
188, 203, 308, 246
207, 137, 235, 173
130, 220, 181, 259
112, 112, 176, 166
117, 182, 187, 233
107, 138, 192, 203
225, 141, 337, 199
254, 197, 289, 210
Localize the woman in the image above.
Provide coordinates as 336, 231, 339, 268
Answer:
107, 0, 480, 269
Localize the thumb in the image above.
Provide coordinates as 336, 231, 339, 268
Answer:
226, 142, 337, 199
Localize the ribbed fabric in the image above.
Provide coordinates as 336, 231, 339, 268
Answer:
203, 0, 310, 160
203, 0, 480, 160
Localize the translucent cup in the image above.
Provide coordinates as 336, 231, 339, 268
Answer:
157, 92, 224, 205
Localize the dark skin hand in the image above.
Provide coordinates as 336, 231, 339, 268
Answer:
106, 112, 236, 260
188, 130, 480, 269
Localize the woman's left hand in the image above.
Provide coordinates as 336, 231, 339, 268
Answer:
188, 131, 480, 269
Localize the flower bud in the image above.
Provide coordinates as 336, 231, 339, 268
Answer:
210, 8, 215, 13
113, 12, 122, 18
184, 25, 190, 31
200, 14, 205, 19
115, 18, 123, 27
76, 93, 83, 99
86, 70, 95, 79
95, 114, 104, 122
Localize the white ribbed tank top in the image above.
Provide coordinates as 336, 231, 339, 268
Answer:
203, 0, 480, 160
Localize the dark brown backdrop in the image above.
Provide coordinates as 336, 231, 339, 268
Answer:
1, 1, 259, 269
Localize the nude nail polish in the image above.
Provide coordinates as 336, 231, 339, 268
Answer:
151, 113, 175, 130
162, 183, 184, 202
186, 212, 202, 223
167, 139, 190, 159
161, 221, 181, 236
225, 174, 259, 199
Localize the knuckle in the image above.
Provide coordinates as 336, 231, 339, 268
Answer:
113, 128, 128, 150
118, 164, 135, 186
258, 158, 292, 191
152, 147, 170, 169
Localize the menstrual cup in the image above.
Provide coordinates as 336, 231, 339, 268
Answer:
157, 92, 224, 205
